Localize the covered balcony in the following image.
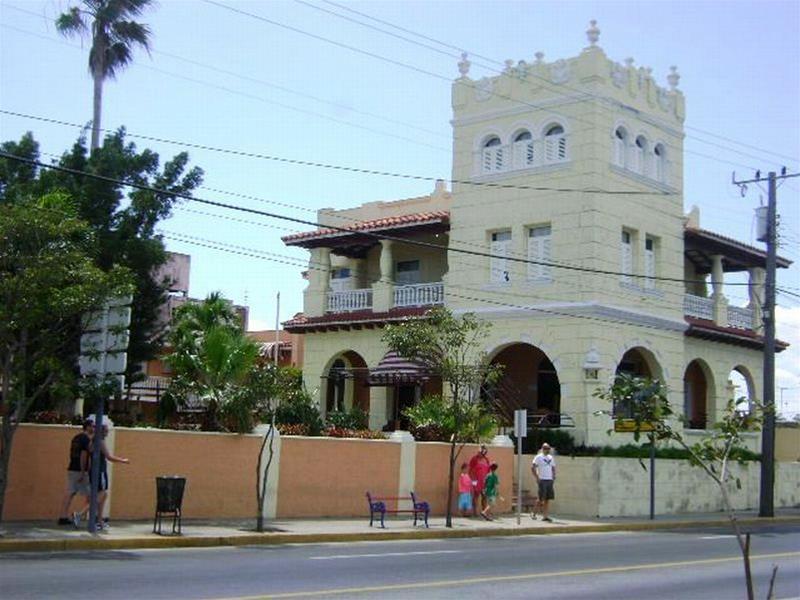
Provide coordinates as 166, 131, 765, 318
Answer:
282, 205, 450, 330
683, 222, 791, 345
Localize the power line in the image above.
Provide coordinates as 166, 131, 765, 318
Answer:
0, 150, 773, 288
0, 109, 672, 196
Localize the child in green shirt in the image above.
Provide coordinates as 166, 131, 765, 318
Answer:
481, 463, 499, 521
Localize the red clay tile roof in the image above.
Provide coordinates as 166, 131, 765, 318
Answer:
283, 306, 430, 332
282, 211, 450, 245
684, 316, 788, 351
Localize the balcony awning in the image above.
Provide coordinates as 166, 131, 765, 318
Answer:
367, 351, 432, 386
684, 226, 792, 273
282, 211, 450, 258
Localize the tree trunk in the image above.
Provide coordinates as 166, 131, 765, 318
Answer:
91, 69, 103, 150
0, 416, 16, 524
445, 438, 456, 528
255, 418, 276, 533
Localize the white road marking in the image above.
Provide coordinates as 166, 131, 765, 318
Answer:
699, 535, 737, 539
309, 549, 462, 560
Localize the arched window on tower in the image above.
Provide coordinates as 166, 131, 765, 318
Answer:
482, 136, 504, 173
544, 124, 567, 163
653, 143, 666, 182
512, 130, 534, 168
614, 127, 628, 168
633, 135, 648, 174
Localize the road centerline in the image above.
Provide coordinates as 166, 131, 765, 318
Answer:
308, 549, 462, 560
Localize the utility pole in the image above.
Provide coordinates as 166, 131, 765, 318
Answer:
733, 168, 799, 518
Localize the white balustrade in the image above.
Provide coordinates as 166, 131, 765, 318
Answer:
683, 294, 714, 321
393, 282, 445, 308
327, 288, 373, 312
728, 305, 754, 330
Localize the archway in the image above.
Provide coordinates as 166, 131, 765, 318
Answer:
486, 343, 561, 425
684, 360, 714, 429
323, 350, 369, 415
728, 366, 756, 412
616, 347, 662, 380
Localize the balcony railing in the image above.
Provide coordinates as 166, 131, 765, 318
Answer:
684, 294, 755, 330
327, 288, 372, 312
728, 305, 754, 330
684, 294, 714, 321
393, 282, 445, 308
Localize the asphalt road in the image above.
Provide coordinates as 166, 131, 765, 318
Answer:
1, 523, 798, 599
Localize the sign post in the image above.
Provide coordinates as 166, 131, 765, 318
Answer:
514, 409, 527, 525
79, 295, 132, 534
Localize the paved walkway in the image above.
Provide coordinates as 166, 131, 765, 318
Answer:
1, 510, 798, 552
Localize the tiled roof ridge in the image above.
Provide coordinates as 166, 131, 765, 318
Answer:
282, 210, 450, 243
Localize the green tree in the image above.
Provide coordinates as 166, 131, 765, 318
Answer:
56, 0, 154, 150
0, 193, 131, 522
383, 307, 502, 527
594, 373, 768, 600
166, 293, 260, 431
1, 131, 204, 395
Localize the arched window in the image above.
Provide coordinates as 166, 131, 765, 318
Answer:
482, 136, 504, 173
544, 124, 567, 163
653, 143, 666, 182
512, 130, 534, 168
614, 127, 628, 167
633, 135, 648, 174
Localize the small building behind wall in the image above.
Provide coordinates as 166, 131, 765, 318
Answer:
282, 23, 790, 448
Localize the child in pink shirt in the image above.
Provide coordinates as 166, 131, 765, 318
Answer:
458, 463, 473, 517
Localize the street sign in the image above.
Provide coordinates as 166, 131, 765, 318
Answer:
514, 409, 528, 438
614, 419, 656, 433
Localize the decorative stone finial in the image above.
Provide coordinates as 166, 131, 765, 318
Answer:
586, 19, 600, 46
457, 52, 470, 77
504, 59, 514, 73
534, 51, 545, 64
667, 65, 680, 90
624, 57, 635, 68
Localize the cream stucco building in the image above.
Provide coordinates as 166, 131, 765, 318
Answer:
282, 22, 790, 447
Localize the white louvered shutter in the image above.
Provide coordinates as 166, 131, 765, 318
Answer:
528, 226, 552, 281
490, 231, 511, 283
621, 232, 632, 283
644, 239, 655, 289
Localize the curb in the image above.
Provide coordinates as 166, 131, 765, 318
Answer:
1, 516, 798, 554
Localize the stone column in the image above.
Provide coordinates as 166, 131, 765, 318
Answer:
710, 254, 728, 327
303, 247, 331, 317
390, 430, 416, 498
748, 267, 765, 334
372, 240, 394, 312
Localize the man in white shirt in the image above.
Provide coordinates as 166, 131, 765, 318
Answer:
532, 442, 556, 522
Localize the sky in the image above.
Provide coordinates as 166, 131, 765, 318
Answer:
1, 0, 799, 416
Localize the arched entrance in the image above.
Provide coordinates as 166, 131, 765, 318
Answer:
728, 365, 756, 411
486, 343, 561, 425
616, 347, 661, 380
323, 350, 369, 415
684, 360, 714, 429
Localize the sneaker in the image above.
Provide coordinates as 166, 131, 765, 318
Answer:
71, 512, 81, 528
530, 513, 538, 520
57, 518, 71, 526
542, 516, 553, 522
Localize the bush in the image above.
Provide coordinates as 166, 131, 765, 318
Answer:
511, 428, 577, 455
271, 390, 324, 436
326, 407, 368, 430
404, 395, 497, 443
325, 426, 385, 439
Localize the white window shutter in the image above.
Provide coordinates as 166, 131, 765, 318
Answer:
528, 227, 552, 281
541, 234, 552, 279
644, 247, 655, 289
491, 239, 510, 283
621, 239, 632, 283
614, 138, 626, 167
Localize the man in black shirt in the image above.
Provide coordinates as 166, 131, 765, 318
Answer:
57, 419, 94, 525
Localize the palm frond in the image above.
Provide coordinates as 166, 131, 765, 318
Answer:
55, 7, 88, 37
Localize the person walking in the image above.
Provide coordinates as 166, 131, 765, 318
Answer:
457, 463, 473, 517
468, 444, 492, 517
57, 419, 94, 526
88, 419, 130, 530
481, 463, 500, 521
532, 442, 556, 522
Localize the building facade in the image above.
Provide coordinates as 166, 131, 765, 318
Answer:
283, 23, 789, 446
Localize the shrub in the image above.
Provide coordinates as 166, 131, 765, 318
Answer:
326, 407, 368, 430
404, 395, 497, 443
325, 426, 386, 439
271, 390, 324, 436
511, 428, 577, 455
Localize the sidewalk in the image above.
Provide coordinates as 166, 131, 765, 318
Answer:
1, 510, 798, 553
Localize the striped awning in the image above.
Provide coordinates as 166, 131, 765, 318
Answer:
367, 351, 431, 386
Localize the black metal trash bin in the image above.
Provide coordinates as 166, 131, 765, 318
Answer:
153, 476, 186, 535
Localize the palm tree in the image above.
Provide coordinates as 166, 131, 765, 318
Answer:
56, 0, 154, 151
